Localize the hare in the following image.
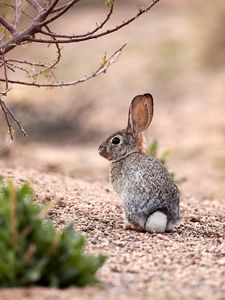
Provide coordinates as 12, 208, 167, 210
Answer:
98, 94, 180, 233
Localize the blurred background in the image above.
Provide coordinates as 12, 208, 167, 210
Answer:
1, 0, 225, 200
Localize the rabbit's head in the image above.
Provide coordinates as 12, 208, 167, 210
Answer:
98, 93, 154, 162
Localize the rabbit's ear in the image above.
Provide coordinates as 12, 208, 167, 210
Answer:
127, 93, 154, 135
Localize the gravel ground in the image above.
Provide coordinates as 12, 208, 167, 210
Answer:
0, 165, 224, 300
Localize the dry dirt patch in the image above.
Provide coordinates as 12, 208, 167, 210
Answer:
0, 165, 224, 300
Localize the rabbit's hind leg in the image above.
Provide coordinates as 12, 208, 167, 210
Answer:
123, 216, 145, 232
145, 211, 167, 233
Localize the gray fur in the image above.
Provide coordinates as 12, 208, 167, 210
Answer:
110, 152, 180, 231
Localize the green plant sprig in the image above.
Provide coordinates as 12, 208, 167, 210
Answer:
147, 139, 186, 184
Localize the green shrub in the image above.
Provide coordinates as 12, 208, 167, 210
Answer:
0, 179, 106, 288
147, 139, 186, 184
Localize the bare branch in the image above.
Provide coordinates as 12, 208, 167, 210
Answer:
29, 0, 160, 43
44, 25, 61, 70
0, 99, 14, 140
50, 3, 72, 14
6, 59, 47, 68
0, 17, 16, 34
3, 100, 27, 136
5, 64, 16, 72
3, 56, 9, 90
41, 3, 114, 39
6, 62, 29, 75
26, 0, 43, 13
4, 2, 35, 20
13, 0, 22, 29
0, 0, 60, 55
0, 33, 6, 43
0, 54, 27, 139
76, 3, 114, 38
40, 0, 80, 27
0, 44, 127, 87
41, 0, 59, 18
0, 97, 27, 139
0, 0, 160, 55
0, 87, 10, 97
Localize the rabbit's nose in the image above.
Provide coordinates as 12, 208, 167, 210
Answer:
98, 145, 104, 152
98, 145, 106, 156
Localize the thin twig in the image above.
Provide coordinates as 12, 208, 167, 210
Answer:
0, 56, 27, 139
40, 0, 80, 27
5, 63, 16, 73
0, 0, 160, 55
4, 2, 34, 20
31, 0, 160, 43
0, 99, 14, 139
13, 0, 21, 29
0, 33, 6, 43
0, 87, 11, 97
3, 55, 9, 90
26, 0, 43, 13
41, 0, 59, 18
0, 17, 16, 34
50, 3, 71, 14
0, 0, 60, 55
40, 3, 114, 39
0, 98, 27, 137
44, 25, 61, 70
0, 44, 127, 87
6, 62, 29, 75
6, 59, 47, 68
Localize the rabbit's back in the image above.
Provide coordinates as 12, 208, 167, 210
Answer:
110, 152, 180, 225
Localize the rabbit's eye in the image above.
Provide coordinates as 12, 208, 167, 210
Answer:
111, 137, 120, 145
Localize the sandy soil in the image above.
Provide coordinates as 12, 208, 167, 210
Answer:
0, 165, 224, 300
